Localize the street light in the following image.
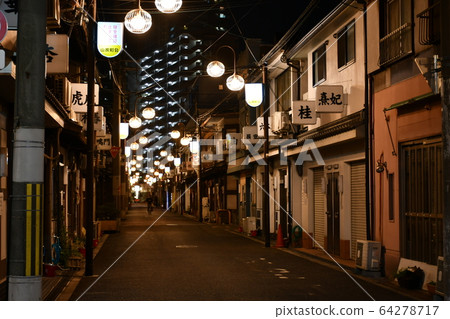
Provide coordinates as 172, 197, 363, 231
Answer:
129, 115, 142, 129
155, 0, 182, 13
206, 45, 245, 91
124, 0, 152, 34
142, 107, 156, 119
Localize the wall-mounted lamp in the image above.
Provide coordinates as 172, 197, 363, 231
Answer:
376, 159, 387, 173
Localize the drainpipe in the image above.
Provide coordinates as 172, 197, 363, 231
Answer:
8, 0, 46, 301
358, 0, 373, 241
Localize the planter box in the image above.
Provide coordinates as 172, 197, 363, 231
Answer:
99, 218, 120, 233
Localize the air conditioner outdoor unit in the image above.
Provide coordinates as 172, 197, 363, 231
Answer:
271, 111, 290, 133
355, 240, 381, 271
54, 77, 72, 110
242, 126, 259, 144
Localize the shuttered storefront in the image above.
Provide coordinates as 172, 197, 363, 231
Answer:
313, 168, 325, 248
351, 161, 366, 259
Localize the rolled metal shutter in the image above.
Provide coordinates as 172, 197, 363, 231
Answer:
351, 161, 366, 259
313, 168, 325, 248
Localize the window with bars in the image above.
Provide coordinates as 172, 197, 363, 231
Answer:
379, 0, 413, 66
400, 138, 443, 265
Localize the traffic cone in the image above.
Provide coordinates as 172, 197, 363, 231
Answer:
275, 224, 284, 248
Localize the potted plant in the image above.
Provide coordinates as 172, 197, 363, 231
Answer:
394, 266, 425, 290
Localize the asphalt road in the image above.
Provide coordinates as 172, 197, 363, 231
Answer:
70, 205, 413, 301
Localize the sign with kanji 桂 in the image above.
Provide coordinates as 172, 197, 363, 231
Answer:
96, 134, 112, 151
292, 101, 317, 125
97, 22, 123, 58
315, 85, 344, 113
71, 83, 100, 112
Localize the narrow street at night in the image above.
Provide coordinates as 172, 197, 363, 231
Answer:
69, 204, 412, 301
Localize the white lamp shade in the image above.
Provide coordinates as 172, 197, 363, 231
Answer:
124, 8, 152, 34
160, 150, 168, 157
125, 146, 131, 157
136, 155, 143, 161
226, 74, 245, 91
170, 130, 181, 139
206, 61, 225, 77
120, 123, 129, 139
130, 142, 139, 150
129, 116, 142, 128
189, 140, 199, 153
155, 0, 182, 13
180, 136, 191, 146
174, 157, 181, 167
159, 164, 165, 170
245, 83, 263, 107
139, 136, 148, 145
130, 159, 137, 165
142, 107, 156, 119
167, 154, 174, 162
154, 160, 160, 166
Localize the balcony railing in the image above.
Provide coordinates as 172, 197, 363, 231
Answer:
379, 22, 412, 66
417, 1, 441, 46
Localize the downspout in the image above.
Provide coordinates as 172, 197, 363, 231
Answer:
359, 0, 373, 240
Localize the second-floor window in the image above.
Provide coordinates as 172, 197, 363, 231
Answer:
312, 44, 326, 86
337, 21, 355, 69
276, 69, 291, 111
379, 0, 413, 66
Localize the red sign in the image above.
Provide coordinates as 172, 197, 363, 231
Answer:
110, 146, 121, 159
0, 11, 8, 43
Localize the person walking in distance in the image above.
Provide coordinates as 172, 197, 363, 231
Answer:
146, 196, 153, 214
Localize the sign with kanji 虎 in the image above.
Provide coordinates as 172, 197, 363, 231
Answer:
292, 101, 317, 125
71, 83, 99, 112
96, 134, 112, 151
75, 106, 104, 131
97, 22, 123, 58
256, 116, 276, 137
315, 85, 344, 113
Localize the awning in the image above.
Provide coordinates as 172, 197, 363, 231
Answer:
384, 92, 440, 111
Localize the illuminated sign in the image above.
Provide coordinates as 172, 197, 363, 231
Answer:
97, 22, 123, 58
245, 83, 263, 107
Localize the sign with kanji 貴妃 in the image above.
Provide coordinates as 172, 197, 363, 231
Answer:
292, 101, 317, 125
315, 85, 344, 113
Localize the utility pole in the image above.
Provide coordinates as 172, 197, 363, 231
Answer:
262, 63, 270, 248
112, 69, 121, 214
85, 0, 97, 277
440, 0, 450, 301
8, 0, 46, 300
